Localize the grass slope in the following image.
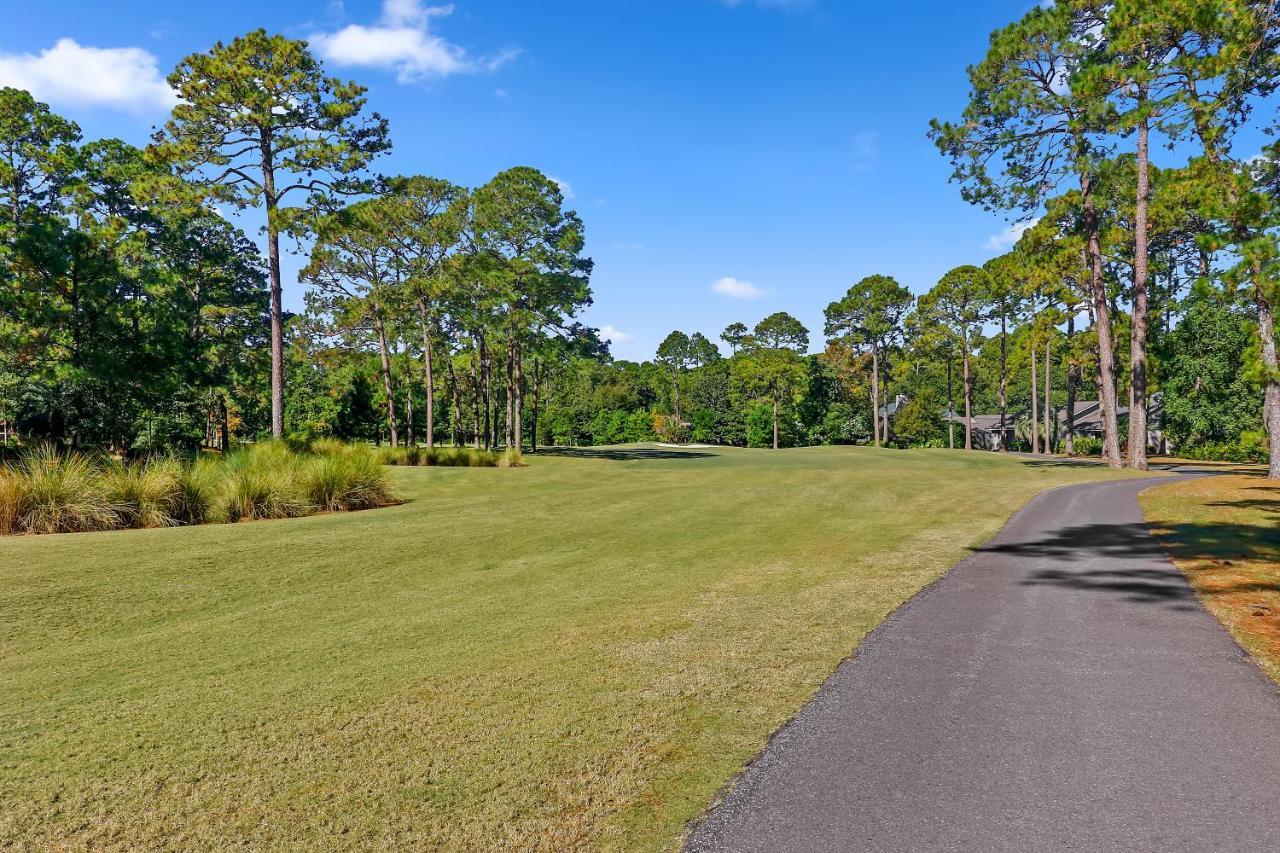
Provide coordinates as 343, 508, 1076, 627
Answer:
1, 446, 1132, 849
1142, 472, 1280, 684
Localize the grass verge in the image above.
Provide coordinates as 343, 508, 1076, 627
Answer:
0, 446, 1134, 848
1142, 472, 1280, 684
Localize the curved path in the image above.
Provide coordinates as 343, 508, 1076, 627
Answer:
687, 473, 1280, 852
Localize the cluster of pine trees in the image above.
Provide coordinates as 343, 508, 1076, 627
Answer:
933, 0, 1280, 477
1, 31, 595, 455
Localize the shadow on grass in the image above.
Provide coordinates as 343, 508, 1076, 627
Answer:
975, 513, 1280, 609
1013, 457, 1112, 470
532, 447, 718, 461
1207, 498, 1280, 514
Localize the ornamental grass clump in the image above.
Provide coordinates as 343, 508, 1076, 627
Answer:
173, 457, 228, 525
17, 446, 120, 534
223, 444, 310, 521
0, 440, 398, 537
0, 469, 30, 535
301, 445, 394, 512
104, 459, 183, 529
374, 445, 501, 467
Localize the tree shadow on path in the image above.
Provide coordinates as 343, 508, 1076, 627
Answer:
976, 519, 1280, 610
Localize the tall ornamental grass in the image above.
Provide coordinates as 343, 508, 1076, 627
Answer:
0, 441, 399, 537
377, 446, 514, 468
19, 447, 120, 534
104, 459, 184, 529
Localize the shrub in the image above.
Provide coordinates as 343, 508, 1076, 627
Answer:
626, 410, 657, 443
1183, 433, 1268, 464
104, 459, 183, 529
745, 405, 774, 448
892, 394, 946, 448
301, 447, 395, 512
653, 413, 688, 444
18, 447, 120, 534
690, 409, 717, 444
1065, 436, 1104, 457
499, 447, 526, 469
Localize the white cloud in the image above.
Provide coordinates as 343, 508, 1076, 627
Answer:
985, 219, 1038, 252
711, 276, 769, 300
548, 175, 575, 200
0, 38, 176, 113
311, 1, 517, 83
599, 325, 633, 344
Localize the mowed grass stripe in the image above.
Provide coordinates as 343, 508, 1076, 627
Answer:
0, 446, 1133, 849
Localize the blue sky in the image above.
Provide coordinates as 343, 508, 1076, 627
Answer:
3, 0, 1061, 360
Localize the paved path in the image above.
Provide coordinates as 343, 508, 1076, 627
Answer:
687, 474, 1280, 852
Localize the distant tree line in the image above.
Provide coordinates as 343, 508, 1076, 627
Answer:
4, 4, 1279, 481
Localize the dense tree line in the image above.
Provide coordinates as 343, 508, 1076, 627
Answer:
4, 4, 1279, 481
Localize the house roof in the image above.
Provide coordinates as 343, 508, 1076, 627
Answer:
951, 399, 1162, 433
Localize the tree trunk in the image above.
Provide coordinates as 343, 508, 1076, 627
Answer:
1043, 337, 1052, 455
506, 341, 515, 449
514, 339, 524, 451
1066, 314, 1078, 456
947, 355, 955, 450
870, 347, 881, 448
220, 394, 231, 453
1030, 339, 1040, 455
998, 313, 1008, 451
419, 302, 435, 448
673, 369, 682, 424
447, 357, 461, 447
531, 357, 542, 453
403, 342, 415, 447
1255, 276, 1280, 480
1081, 174, 1124, 468
260, 138, 285, 439
963, 339, 972, 451
504, 339, 515, 449
1128, 102, 1151, 471
772, 392, 779, 450
374, 315, 398, 448
470, 346, 482, 449
479, 331, 492, 451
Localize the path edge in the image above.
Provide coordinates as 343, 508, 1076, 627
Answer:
679, 472, 1165, 850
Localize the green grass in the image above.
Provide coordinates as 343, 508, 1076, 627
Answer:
0, 445, 1135, 849
1142, 472, 1280, 684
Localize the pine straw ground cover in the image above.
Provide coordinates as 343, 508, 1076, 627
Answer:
1142, 471, 1280, 685
0, 446, 1137, 849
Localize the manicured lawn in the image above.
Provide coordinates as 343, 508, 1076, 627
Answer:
1142, 472, 1280, 684
1, 446, 1133, 849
